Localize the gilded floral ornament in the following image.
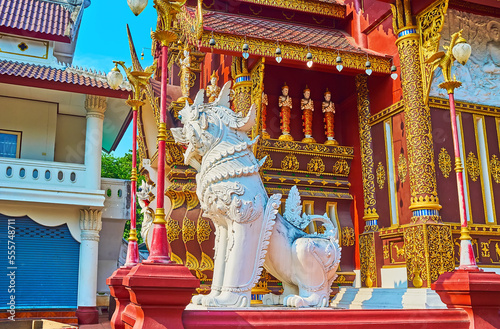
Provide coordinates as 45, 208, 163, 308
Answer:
438, 148, 451, 178
196, 217, 212, 244
281, 153, 300, 171
376, 162, 385, 189
397, 153, 407, 183
466, 152, 480, 182
182, 217, 197, 243
307, 157, 325, 176
333, 159, 350, 176
341, 227, 355, 247
166, 218, 182, 243
490, 154, 500, 184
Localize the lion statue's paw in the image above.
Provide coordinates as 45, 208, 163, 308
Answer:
202, 291, 251, 307
283, 293, 330, 308
192, 287, 221, 305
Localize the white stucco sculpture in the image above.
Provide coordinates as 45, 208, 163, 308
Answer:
171, 82, 341, 308
137, 180, 155, 247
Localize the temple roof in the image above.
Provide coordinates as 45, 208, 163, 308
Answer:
0, 0, 78, 42
179, 7, 391, 73
204, 10, 358, 53
0, 59, 130, 97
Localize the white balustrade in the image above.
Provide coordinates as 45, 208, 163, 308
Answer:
0, 157, 87, 190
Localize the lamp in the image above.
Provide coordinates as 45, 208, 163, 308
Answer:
391, 65, 398, 80
452, 37, 471, 65
306, 46, 313, 68
365, 59, 372, 76
127, 0, 148, 16
242, 38, 249, 59
275, 42, 282, 63
209, 31, 216, 47
107, 63, 124, 89
336, 54, 343, 72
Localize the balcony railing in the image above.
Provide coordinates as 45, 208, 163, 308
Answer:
0, 157, 87, 189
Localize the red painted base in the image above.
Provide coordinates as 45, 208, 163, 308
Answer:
107, 266, 133, 329
122, 262, 199, 329
183, 308, 469, 328
432, 269, 500, 329
76, 306, 99, 325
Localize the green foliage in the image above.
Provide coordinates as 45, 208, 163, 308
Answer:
101, 151, 144, 244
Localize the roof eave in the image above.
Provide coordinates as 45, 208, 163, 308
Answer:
0, 74, 131, 99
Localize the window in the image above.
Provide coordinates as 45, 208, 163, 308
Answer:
0, 130, 21, 158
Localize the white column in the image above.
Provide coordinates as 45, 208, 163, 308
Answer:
78, 209, 102, 308
84, 95, 107, 190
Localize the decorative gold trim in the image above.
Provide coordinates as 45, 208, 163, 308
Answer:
326, 201, 341, 244
307, 157, 325, 176
264, 187, 352, 200
261, 138, 354, 158
237, 0, 346, 18
369, 101, 404, 126
438, 148, 452, 178
429, 97, 500, 117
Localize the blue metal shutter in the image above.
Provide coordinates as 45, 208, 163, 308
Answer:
0, 215, 80, 309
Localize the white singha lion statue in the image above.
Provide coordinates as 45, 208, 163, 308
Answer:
171, 82, 341, 308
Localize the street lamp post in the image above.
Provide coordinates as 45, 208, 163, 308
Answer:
427, 30, 477, 270
108, 61, 153, 266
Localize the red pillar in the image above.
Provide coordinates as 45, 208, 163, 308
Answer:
120, 41, 199, 329
107, 267, 133, 329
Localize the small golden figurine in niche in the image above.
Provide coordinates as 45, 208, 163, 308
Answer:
301, 85, 315, 143
322, 88, 338, 145
206, 71, 221, 103
279, 83, 293, 141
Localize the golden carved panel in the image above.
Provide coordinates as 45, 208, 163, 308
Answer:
438, 147, 451, 178
404, 225, 427, 288
466, 152, 480, 182
427, 224, 454, 281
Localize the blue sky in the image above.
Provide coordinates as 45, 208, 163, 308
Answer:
73, 0, 158, 156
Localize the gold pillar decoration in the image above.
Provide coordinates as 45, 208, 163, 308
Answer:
359, 232, 377, 288
392, 0, 441, 223
355, 74, 378, 231
232, 57, 252, 115
403, 224, 454, 288
416, 0, 449, 103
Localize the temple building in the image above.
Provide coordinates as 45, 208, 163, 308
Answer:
132, 0, 500, 307
0, 0, 132, 324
